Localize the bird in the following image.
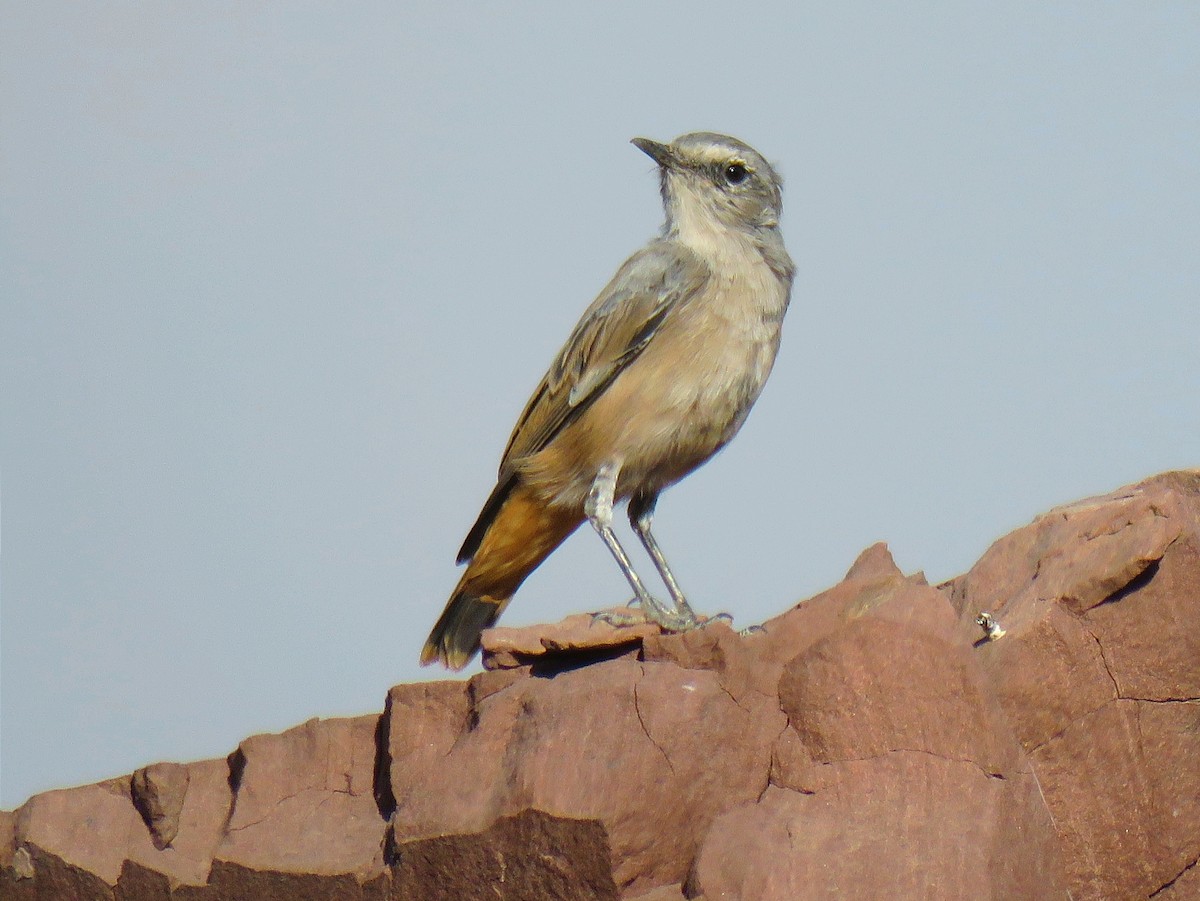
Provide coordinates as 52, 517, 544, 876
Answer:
421, 132, 795, 669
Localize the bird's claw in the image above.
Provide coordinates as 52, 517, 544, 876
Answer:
590, 608, 646, 627
701, 611, 763, 636
590, 597, 698, 633
591, 602, 760, 637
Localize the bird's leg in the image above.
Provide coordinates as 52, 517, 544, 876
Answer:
585, 464, 692, 630
627, 493, 698, 625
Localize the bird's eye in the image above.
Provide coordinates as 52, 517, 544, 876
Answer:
723, 163, 749, 186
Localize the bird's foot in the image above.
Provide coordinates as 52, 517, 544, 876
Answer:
701, 610, 762, 636
645, 605, 702, 632
591, 594, 697, 632
591, 601, 753, 636
637, 592, 702, 632
590, 606, 647, 628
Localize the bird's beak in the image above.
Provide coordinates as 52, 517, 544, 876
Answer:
631, 137, 675, 169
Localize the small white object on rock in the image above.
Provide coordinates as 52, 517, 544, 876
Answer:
976, 612, 1007, 642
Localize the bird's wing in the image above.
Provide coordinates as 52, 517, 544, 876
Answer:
455, 241, 708, 565
498, 240, 710, 472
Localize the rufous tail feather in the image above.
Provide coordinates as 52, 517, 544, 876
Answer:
422, 483, 582, 669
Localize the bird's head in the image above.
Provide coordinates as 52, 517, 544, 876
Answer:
631, 132, 785, 247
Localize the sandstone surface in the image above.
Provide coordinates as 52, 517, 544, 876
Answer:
4, 471, 1198, 899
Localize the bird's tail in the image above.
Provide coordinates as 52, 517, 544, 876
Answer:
419, 584, 511, 671
421, 483, 582, 669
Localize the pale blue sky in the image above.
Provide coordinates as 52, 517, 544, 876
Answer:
3, 2, 1198, 808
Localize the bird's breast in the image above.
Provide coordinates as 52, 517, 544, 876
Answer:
609, 259, 788, 492
521, 245, 791, 510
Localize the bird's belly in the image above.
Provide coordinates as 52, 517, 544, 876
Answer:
521, 274, 787, 511
616, 327, 777, 489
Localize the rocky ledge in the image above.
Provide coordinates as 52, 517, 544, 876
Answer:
3, 471, 1199, 900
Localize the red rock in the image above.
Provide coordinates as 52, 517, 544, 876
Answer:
968, 603, 1115, 750
622, 883, 686, 901
644, 541, 912, 706
3, 472, 1197, 900
130, 762, 189, 850
945, 472, 1196, 633
1083, 529, 1200, 702
1031, 700, 1200, 900
8, 759, 230, 894
378, 680, 478, 835
690, 552, 1065, 899
1156, 858, 1200, 900
843, 539, 904, 581
695, 755, 1064, 900
391, 808, 617, 900
125, 757, 230, 889
216, 716, 386, 880
944, 471, 1200, 899
14, 778, 144, 887
386, 655, 783, 897
482, 608, 660, 670
775, 579, 1020, 778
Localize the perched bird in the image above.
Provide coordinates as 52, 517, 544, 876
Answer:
421, 132, 795, 669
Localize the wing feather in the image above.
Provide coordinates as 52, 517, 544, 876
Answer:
456, 241, 709, 564
499, 241, 710, 472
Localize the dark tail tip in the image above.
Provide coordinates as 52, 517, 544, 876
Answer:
420, 589, 507, 670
